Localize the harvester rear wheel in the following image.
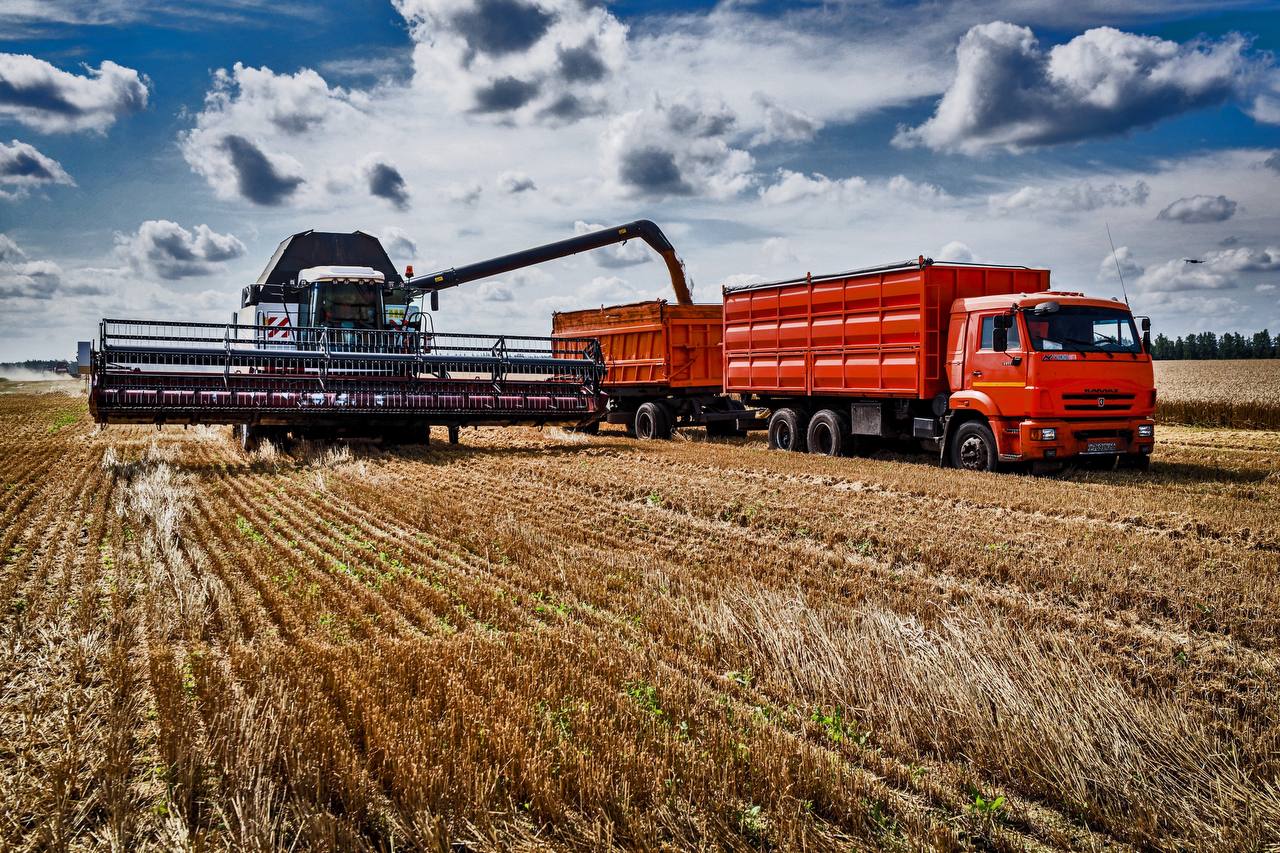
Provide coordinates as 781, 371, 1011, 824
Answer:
634, 402, 672, 440
767, 408, 807, 452
806, 409, 849, 456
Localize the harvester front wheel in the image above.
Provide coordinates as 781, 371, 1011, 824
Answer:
238, 424, 261, 454
767, 408, 807, 452
634, 402, 672, 440
949, 420, 997, 472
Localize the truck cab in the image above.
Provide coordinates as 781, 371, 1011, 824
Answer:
946, 292, 1156, 469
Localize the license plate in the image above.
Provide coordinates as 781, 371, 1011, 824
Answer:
1084, 441, 1118, 454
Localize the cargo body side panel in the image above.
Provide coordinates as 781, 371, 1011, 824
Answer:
723, 264, 1050, 400
552, 301, 724, 392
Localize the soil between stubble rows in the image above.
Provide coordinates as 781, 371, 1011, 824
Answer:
1, 385, 1278, 851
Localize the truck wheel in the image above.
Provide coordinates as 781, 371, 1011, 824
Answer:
634, 402, 672, 440
806, 409, 849, 456
767, 408, 807, 452
1119, 453, 1151, 472
949, 420, 997, 472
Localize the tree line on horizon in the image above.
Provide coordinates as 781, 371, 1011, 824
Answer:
1150, 330, 1277, 360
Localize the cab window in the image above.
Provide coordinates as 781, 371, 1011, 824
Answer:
979, 315, 1020, 350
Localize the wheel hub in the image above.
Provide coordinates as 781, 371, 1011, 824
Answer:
959, 435, 988, 470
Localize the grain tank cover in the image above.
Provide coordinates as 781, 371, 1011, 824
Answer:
256, 231, 403, 286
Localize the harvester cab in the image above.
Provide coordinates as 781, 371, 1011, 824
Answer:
240, 231, 417, 344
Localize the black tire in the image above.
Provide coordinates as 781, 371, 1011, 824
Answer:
238, 424, 261, 453
1120, 453, 1151, 472
949, 420, 998, 472
767, 408, 807, 452
806, 409, 849, 456
634, 402, 672, 440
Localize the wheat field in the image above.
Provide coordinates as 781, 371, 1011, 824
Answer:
1155, 360, 1280, 429
1, 381, 1278, 851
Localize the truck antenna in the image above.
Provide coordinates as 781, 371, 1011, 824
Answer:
1106, 222, 1130, 306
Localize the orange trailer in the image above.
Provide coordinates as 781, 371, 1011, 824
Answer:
553, 300, 755, 438
553, 300, 723, 390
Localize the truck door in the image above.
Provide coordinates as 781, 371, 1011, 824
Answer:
965, 312, 1028, 416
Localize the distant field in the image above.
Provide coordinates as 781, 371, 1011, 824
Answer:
1, 385, 1278, 850
1155, 359, 1280, 430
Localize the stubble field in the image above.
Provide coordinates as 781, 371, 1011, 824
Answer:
1, 381, 1278, 851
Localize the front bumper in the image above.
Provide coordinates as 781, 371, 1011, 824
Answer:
997, 417, 1156, 461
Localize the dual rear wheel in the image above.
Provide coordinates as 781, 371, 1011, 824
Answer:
767, 407, 852, 457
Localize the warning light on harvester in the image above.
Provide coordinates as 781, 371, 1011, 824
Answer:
405, 265, 414, 278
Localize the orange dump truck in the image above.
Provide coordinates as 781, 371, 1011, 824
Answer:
722, 257, 1156, 470
552, 300, 756, 438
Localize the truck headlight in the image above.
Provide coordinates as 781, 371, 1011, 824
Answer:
1036, 427, 1056, 441
1137, 424, 1154, 438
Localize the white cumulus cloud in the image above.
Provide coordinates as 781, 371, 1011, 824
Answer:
758, 169, 867, 205
0, 139, 74, 199
114, 220, 247, 280
392, 0, 627, 123
1156, 194, 1237, 224
0, 53, 148, 133
896, 23, 1260, 154
990, 179, 1149, 215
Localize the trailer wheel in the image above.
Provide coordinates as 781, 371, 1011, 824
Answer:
806, 409, 849, 456
949, 420, 997, 472
767, 408, 807, 452
634, 402, 672, 440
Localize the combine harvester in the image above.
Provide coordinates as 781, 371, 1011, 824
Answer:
83, 221, 688, 450
555, 256, 1158, 472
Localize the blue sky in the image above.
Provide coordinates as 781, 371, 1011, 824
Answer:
0, 0, 1278, 360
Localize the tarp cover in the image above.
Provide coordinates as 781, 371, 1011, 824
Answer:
256, 231, 403, 286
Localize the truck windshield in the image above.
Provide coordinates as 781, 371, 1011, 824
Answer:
1024, 307, 1141, 353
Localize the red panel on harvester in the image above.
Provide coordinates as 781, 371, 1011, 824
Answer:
552, 300, 724, 392
722, 261, 1050, 400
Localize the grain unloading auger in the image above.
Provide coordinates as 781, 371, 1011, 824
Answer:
83, 221, 691, 449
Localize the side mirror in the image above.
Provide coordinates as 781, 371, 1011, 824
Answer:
992, 326, 1008, 352
1140, 317, 1151, 353
430, 291, 439, 312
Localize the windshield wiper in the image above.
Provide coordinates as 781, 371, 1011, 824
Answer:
1039, 335, 1100, 351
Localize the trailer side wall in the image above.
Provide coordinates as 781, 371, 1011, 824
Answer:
553, 301, 724, 392
722, 264, 1049, 400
